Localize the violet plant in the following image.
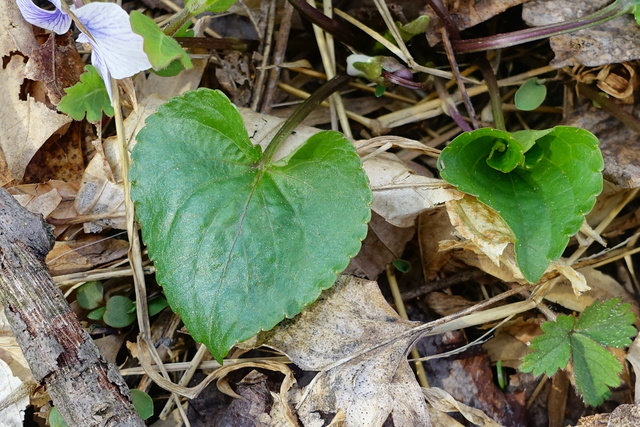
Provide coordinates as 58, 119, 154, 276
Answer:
17, 0, 152, 101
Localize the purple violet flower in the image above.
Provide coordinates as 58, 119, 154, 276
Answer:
17, 0, 152, 101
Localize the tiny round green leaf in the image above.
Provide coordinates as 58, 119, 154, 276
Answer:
87, 306, 106, 321
76, 281, 104, 310
130, 389, 154, 420
515, 78, 547, 111
48, 408, 69, 427
103, 295, 136, 328
147, 296, 169, 317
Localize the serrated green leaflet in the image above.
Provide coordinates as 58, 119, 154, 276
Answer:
519, 315, 573, 376
575, 298, 637, 346
520, 299, 636, 406
437, 126, 603, 282
58, 65, 113, 121
130, 89, 371, 361
571, 333, 622, 406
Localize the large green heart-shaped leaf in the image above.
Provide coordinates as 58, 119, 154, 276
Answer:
437, 126, 603, 283
130, 89, 371, 361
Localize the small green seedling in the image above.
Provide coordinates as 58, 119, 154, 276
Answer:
392, 259, 411, 273
76, 281, 104, 310
130, 389, 154, 420
520, 298, 636, 406
496, 360, 506, 390
78, 281, 168, 328
437, 126, 603, 282
102, 295, 137, 328
514, 78, 547, 111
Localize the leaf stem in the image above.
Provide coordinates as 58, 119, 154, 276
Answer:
260, 74, 351, 167
476, 56, 506, 130
452, 0, 631, 53
162, 7, 193, 36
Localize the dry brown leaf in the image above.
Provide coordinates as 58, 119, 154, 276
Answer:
22, 121, 88, 184
45, 235, 129, 275
445, 196, 514, 268
9, 183, 63, 219
0, 1, 38, 57
345, 212, 415, 280
24, 32, 85, 105
423, 387, 501, 427
426, 292, 477, 317
419, 208, 456, 281
483, 317, 543, 369
257, 276, 429, 427
544, 267, 640, 323
421, 331, 526, 425
363, 152, 462, 227
0, 55, 72, 184
425, 0, 529, 45
135, 57, 208, 102
75, 141, 125, 232
442, 195, 527, 282
523, 0, 640, 67
1, 3, 72, 184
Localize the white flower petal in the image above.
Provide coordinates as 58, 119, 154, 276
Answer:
346, 54, 373, 77
16, 0, 71, 35
73, 3, 151, 80
86, 47, 114, 102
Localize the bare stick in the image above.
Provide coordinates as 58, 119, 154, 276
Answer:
0, 189, 144, 427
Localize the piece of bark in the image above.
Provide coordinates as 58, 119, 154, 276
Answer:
0, 189, 144, 426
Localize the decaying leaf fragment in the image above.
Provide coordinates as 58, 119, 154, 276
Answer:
1, 56, 72, 185
363, 152, 462, 227
258, 276, 429, 427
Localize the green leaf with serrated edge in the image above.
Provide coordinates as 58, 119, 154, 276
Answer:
571, 333, 622, 406
520, 315, 573, 376
58, 65, 113, 121
515, 78, 547, 111
437, 126, 603, 282
130, 89, 371, 361
520, 299, 636, 406
130, 11, 192, 71
76, 281, 104, 310
103, 295, 136, 328
575, 298, 637, 347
